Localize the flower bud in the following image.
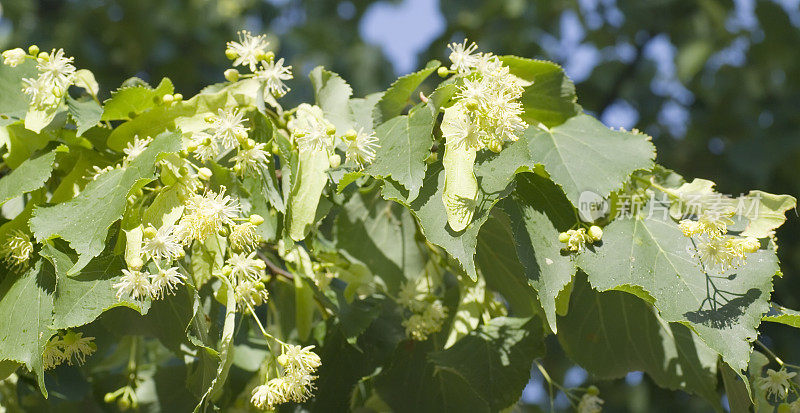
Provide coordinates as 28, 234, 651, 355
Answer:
586, 385, 600, 396
225, 48, 238, 60
197, 167, 212, 181
277, 354, 288, 366
271, 142, 280, 154
488, 139, 503, 153
437, 67, 450, 77
28, 45, 39, 56
162, 94, 174, 104
128, 257, 143, 272
329, 154, 341, 168
249, 214, 265, 225
588, 225, 603, 242
344, 129, 358, 140
558, 232, 570, 243
222, 266, 232, 276
464, 99, 479, 111
254, 281, 265, 290
104, 392, 116, 403
257, 51, 275, 62
224, 68, 240, 82
37, 51, 49, 60
325, 125, 336, 136
173, 93, 183, 101
143, 227, 157, 239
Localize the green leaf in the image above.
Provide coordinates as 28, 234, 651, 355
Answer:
0, 150, 55, 206
309, 67, 353, 133
101, 78, 174, 121
736, 190, 796, 238
577, 213, 778, 372
763, 303, 800, 328
372, 60, 439, 124
190, 235, 226, 287
500, 56, 581, 127
429, 317, 546, 412
41, 241, 150, 331
334, 189, 427, 292
1, 122, 51, 169
66, 96, 103, 136
195, 280, 236, 411
374, 317, 544, 412
349, 92, 383, 132
476, 214, 539, 317
30, 131, 181, 275
363, 103, 435, 198
0, 59, 37, 126
527, 114, 655, 208
287, 148, 330, 241
720, 361, 752, 413
0, 259, 56, 396
558, 274, 720, 409
0, 359, 20, 381
295, 265, 316, 341
500, 173, 577, 332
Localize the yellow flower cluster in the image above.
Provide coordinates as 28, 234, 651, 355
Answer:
679, 208, 759, 272
251, 345, 322, 410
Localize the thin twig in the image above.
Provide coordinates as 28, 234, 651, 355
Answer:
256, 250, 293, 280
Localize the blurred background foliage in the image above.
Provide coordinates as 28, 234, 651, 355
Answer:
1, 0, 798, 411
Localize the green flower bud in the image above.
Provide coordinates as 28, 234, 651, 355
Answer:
249, 214, 265, 225
104, 393, 117, 403
437, 66, 450, 78
28, 45, 39, 56
588, 225, 603, 242
197, 167, 212, 181
224, 68, 240, 82
222, 266, 232, 276
586, 385, 600, 396
254, 281, 265, 290
488, 139, 503, 153
143, 227, 157, 239
173, 93, 183, 101
344, 128, 358, 140
558, 232, 570, 243
257, 51, 275, 62
329, 154, 341, 168
425, 152, 438, 164
225, 49, 238, 60
128, 257, 143, 272
270, 142, 280, 154
277, 353, 288, 366
464, 98, 479, 111
162, 94, 174, 104
37, 51, 49, 60
325, 125, 336, 136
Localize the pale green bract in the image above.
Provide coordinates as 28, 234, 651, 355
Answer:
0, 35, 796, 413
